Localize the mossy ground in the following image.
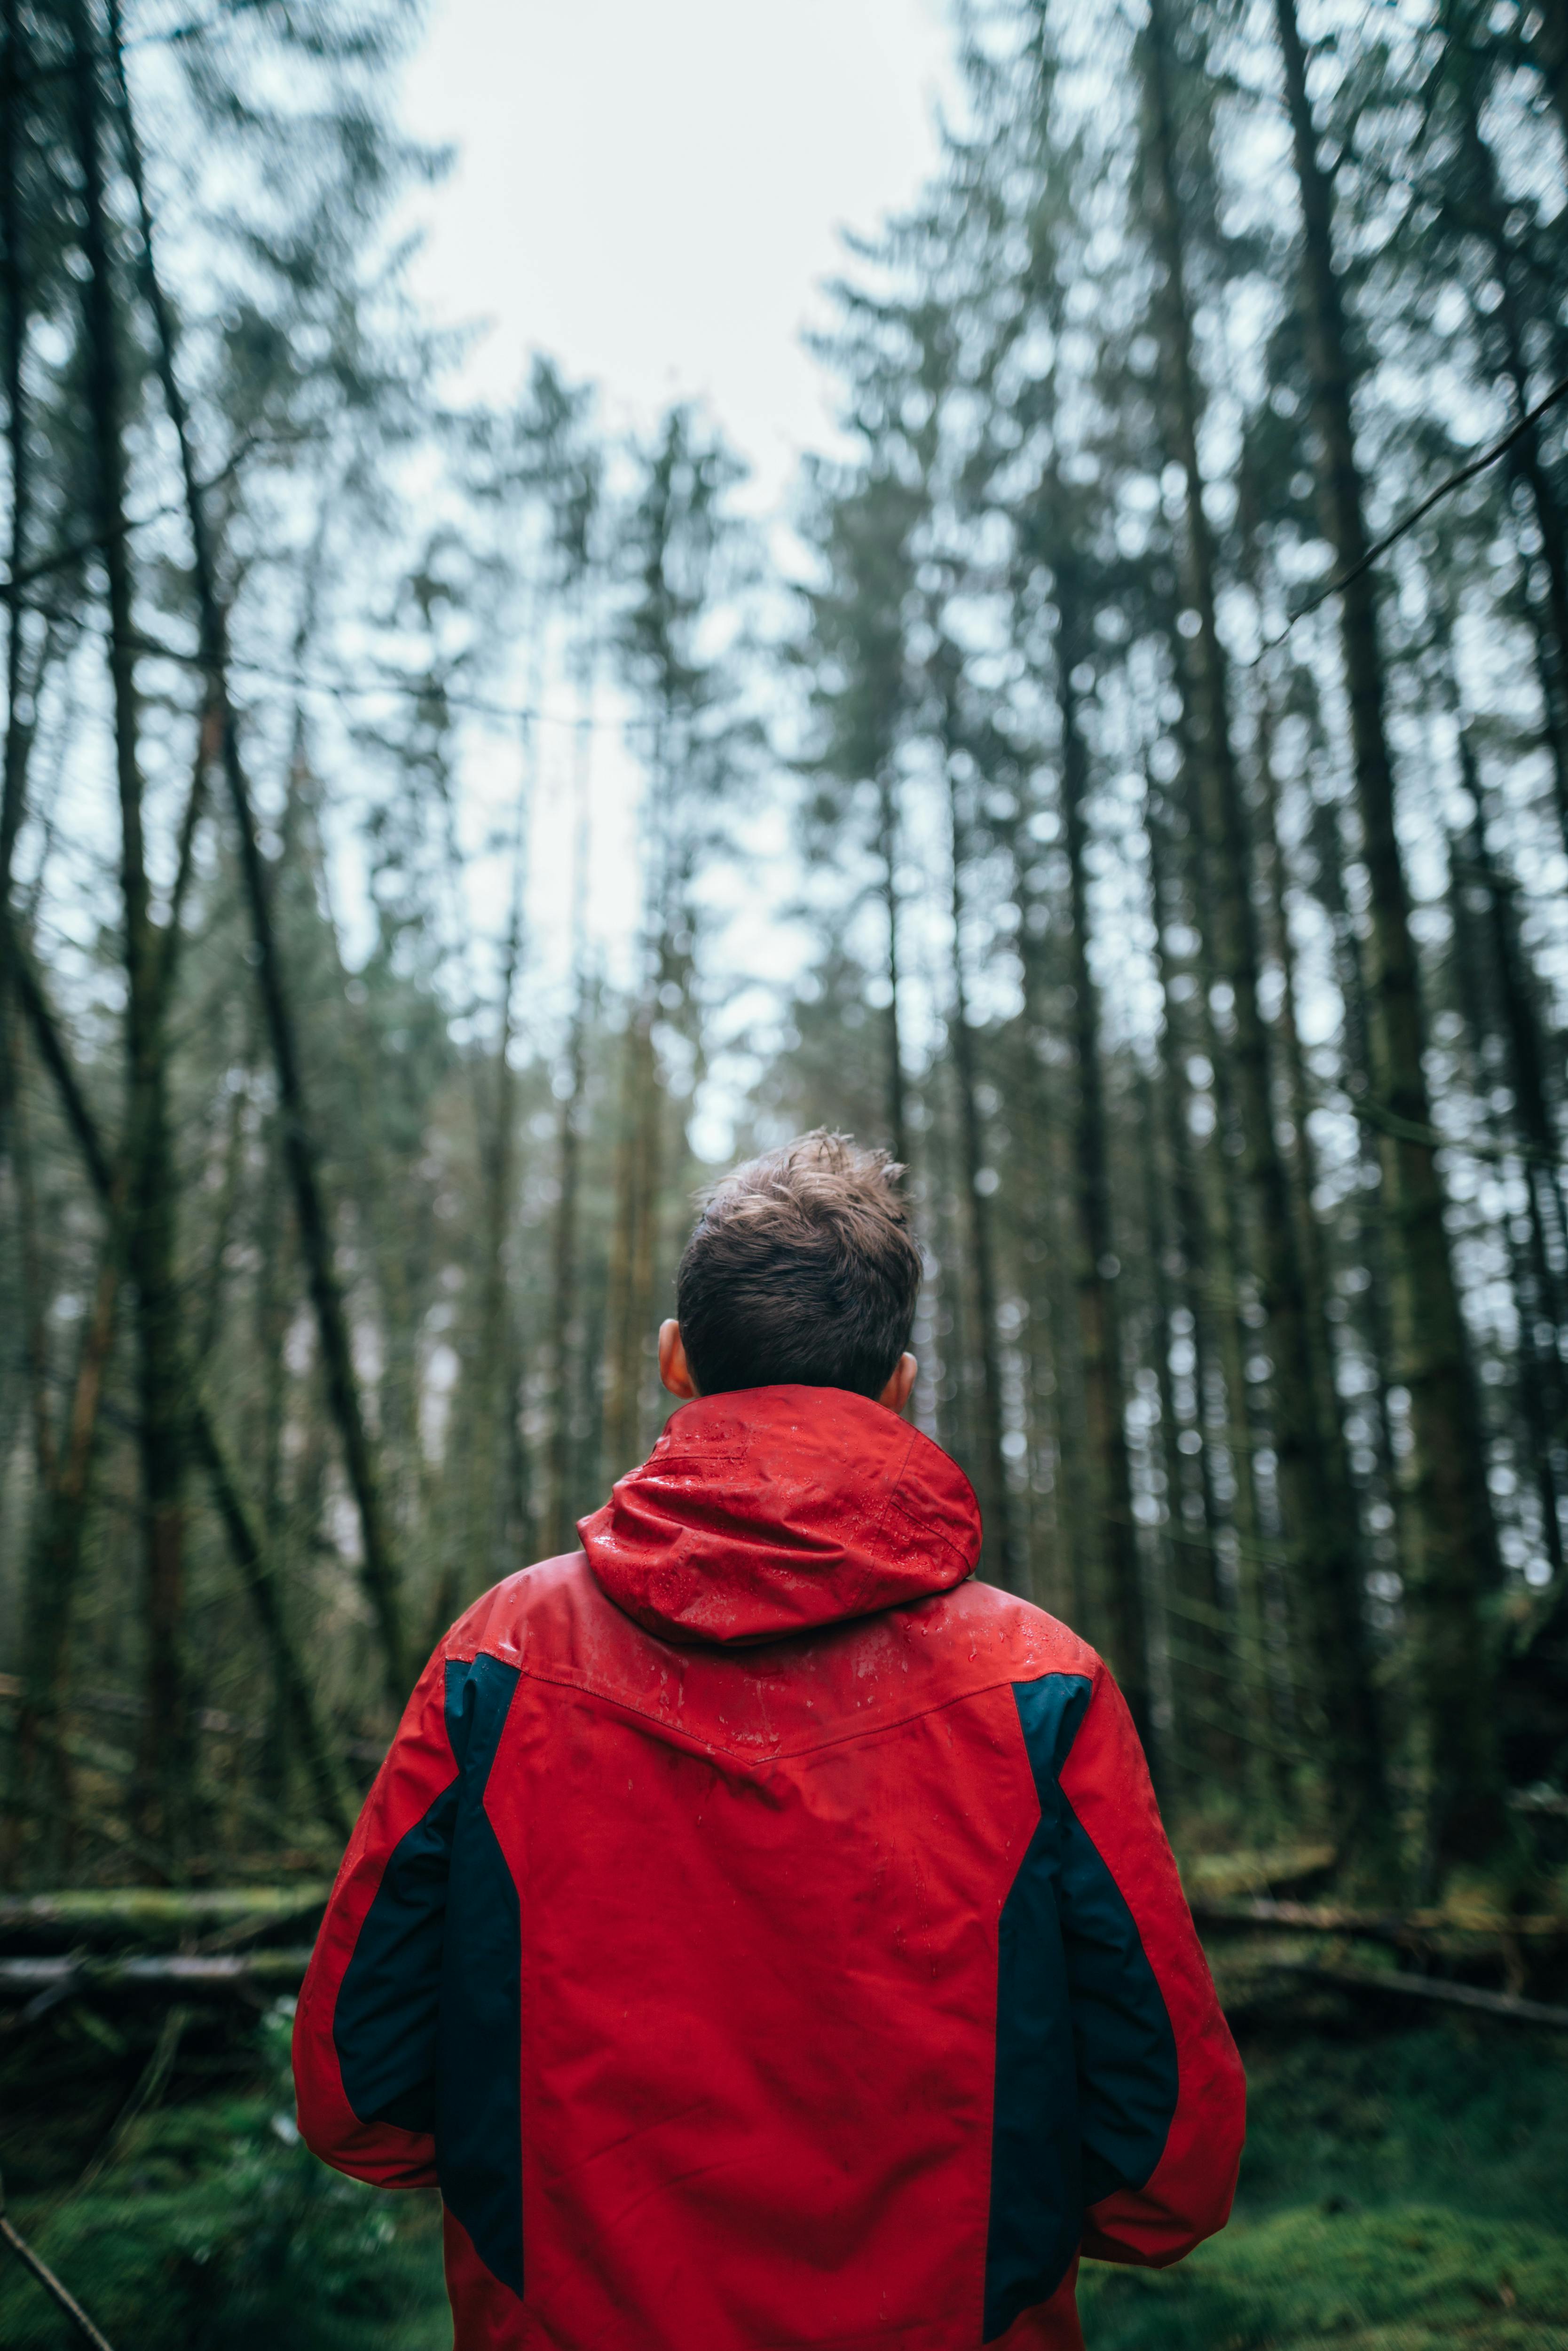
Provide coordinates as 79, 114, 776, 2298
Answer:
1080, 2016, 1568, 2349
0, 2008, 449, 2351
2, 2007, 1565, 2346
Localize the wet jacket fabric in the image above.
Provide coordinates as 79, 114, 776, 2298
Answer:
293, 1385, 1245, 2351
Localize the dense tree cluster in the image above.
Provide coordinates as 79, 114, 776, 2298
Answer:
1, 0, 1566, 1901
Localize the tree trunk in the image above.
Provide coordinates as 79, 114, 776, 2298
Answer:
876, 770, 907, 1169
68, 0, 193, 1854
1160, 726, 1286, 1801
545, 702, 590, 1557
944, 726, 1020, 1594
603, 1001, 660, 1480
1015, 854, 1085, 1620
189, 1405, 355, 1841
470, 771, 529, 1581
1442, 13, 1568, 850
254, 1110, 292, 1807
0, 0, 30, 1150
1307, 785, 1406, 1537
1135, 1060, 1189, 1778
8, 1024, 54, 1497
1274, 0, 1505, 1875
2, 955, 123, 1878
1455, 745, 1567, 1578
1143, 799, 1242, 1790
1056, 603, 1151, 1742
1255, 676, 1389, 1755
6, 1233, 122, 1875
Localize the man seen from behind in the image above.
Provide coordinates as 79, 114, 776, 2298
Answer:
293, 1129, 1246, 2349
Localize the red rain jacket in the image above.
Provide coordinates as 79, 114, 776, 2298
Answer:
294, 1386, 1244, 2350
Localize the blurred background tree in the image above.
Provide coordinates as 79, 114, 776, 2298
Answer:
0, 0, 1566, 1918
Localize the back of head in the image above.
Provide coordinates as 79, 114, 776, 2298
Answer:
676, 1130, 922, 1400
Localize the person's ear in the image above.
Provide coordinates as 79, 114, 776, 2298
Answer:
879, 1352, 918, 1414
659, 1318, 700, 1400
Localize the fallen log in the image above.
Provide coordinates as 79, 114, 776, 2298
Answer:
5, 1945, 1567, 2037
1264, 1957, 1568, 2030
1179, 1843, 1336, 1902
0, 1950, 313, 1998
1190, 1895, 1567, 1942
0, 1886, 327, 1944
0, 1948, 314, 2035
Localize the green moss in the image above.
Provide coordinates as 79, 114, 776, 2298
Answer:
1080, 2021, 1568, 2350
1236, 2022, 1568, 2222
1080, 2207, 1568, 2350
4, 2014, 1566, 2348
0, 2012, 448, 2351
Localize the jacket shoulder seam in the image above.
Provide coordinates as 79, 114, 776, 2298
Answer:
505, 1654, 1093, 1764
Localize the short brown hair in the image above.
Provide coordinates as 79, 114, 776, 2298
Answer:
675, 1130, 922, 1399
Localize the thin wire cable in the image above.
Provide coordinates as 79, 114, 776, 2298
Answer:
1252, 371, 1568, 661
0, 2169, 116, 2350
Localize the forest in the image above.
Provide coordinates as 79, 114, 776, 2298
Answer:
1, 0, 1568, 2343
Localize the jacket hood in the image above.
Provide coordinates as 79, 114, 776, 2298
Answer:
578, 1385, 982, 1644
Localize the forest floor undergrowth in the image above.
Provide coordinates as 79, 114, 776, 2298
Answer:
1079, 2006, 1568, 2348
1, 2003, 1566, 2349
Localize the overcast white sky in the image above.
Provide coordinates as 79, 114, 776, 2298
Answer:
402, 0, 957, 505
385, 0, 962, 1149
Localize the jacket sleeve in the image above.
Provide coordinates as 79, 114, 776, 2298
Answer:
292, 1644, 457, 2189
1059, 1666, 1245, 2268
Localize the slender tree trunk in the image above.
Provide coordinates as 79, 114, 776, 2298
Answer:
1020, 1081, 1074, 1617
1456, 752, 1567, 1575
6, 1231, 122, 1874
1308, 786, 1405, 1534
1056, 606, 1151, 1742
1016, 860, 1085, 1620
1135, 1061, 1191, 1783
254, 1112, 292, 1807
1457, 748, 1568, 1273
1143, 797, 1231, 1717
930, 1051, 977, 1475
105, 3, 406, 1711
876, 770, 907, 1168
0, 34, 47, 1549
0, 0, 30, 1152
545, 696, 591, 1556
1274, 0, 1505, 1874
188, 1407, 354, 1840
1446, 837, 1560, 1587
1443, 18, 1568, 849
603, 709, 675, 1483
9, 1025, 54, 1494
944, 731, 1019, 1593
1255, 681, 1385, 1684
472, 760, 529, 1578
1166, 769, 1282, 1796
1144, 806, 1241, 1791
68, 0, 193, 1853
195, 1041, 248, 1373
604, 1000, 659, 1478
